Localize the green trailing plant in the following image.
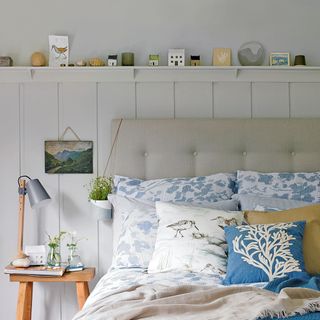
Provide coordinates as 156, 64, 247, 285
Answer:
87, 176, 113, 201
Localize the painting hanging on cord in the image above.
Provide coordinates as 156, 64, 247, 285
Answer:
49, 35, 69, 67
45, 141, 93, 174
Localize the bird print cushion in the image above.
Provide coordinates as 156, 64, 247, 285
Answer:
148, 202, 244, 275
223, 221, 306, 285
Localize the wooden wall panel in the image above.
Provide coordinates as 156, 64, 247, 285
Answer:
21, 83, 61, 320
175, 82, 213, 118
97, 82, 135, 277
58, 83, 98, 320
213, 82, 251, 118
0, 84, 20, 320
2, 77, 320, 320
136, 82, 174, 118
252, 83, 289, 118
290, 83, 320, 117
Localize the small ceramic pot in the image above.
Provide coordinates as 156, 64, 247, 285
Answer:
90, 200, 112, 221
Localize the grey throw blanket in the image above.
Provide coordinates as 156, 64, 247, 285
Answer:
73, 284, 320, 320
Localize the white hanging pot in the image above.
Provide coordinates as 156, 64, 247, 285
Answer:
90, 199, 112, 221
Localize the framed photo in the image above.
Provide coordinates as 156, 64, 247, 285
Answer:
270, 52, 290, 66
49, 35, 69, 67
213, 48, 232, 66
45, 141, 93, 174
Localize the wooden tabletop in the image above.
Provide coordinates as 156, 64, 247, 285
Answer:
10, 267, 95, 283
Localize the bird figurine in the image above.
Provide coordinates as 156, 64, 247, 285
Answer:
167, 220, 199, 238
51, 45, 68, 59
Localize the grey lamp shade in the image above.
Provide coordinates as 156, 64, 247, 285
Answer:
26, 179, 51, 209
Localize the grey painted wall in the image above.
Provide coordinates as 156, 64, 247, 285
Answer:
1, 1, 320, 319
1, 0, 320, 66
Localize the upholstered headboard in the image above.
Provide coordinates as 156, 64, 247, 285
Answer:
111, 119, 320, 179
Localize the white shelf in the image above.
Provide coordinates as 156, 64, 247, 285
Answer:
0, 66, 320, 82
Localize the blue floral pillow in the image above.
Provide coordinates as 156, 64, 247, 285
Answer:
224, 221, 306, 284
114, 173, 236, 203
237, 170, 320, 203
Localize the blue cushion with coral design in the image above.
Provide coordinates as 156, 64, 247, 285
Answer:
223, 221, 306, 284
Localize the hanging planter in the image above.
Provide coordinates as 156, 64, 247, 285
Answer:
90, 199, 112, 220
87, 176, 113, 221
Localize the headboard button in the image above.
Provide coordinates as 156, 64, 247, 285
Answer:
291, 151, 295, 156
193, 152, 198, 157
144, 152, 148, 157
242, 151, 247, 156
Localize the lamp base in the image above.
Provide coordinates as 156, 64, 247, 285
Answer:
12, 253, 31, 267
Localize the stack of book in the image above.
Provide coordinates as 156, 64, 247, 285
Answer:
4, 265, 66, 276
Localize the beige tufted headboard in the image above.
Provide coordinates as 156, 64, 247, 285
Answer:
111, 119, 320, 179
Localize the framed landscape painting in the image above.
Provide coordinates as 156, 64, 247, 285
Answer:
45, 141, 93, 174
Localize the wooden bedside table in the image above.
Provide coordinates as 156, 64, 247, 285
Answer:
9, 267, 95, 320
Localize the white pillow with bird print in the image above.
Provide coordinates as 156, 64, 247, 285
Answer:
148, 202, 244, 275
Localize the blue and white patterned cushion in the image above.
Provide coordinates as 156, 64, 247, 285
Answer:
114, 173, 236, 203
237, 170, 320, 203
236, 194, 311, 211
109, 194, 239, 270
224, 221, 306, 284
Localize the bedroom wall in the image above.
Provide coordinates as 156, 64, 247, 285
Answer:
1, 1, 320, 320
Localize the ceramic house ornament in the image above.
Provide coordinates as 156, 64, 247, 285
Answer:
213, 48, 232, 66
108, 55, 118, 66
190, 55, 201, 66
149, 54, 160, 66
168, 49, 185, 67
49, 35, 69, 67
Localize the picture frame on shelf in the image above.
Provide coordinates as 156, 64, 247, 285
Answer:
213, 48, 232, 66
270, 52, 290, 66
49, 35, 69, 67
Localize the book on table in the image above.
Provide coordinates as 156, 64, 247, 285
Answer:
4, 265, 66, 276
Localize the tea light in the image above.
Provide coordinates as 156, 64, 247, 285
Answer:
122, 52, 134, 66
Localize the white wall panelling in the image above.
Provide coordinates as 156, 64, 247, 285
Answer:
1, 74, 320, 319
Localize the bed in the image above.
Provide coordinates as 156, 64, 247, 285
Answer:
73, 119, 320, 320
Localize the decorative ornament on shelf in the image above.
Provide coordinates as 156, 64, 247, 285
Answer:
31, 52, 46, 67
213, 48, 232, 66
87, 176, 113, 220
89, 58, 105, 67
49, 35, 69, 67
108, 55, 118, 66
168, 49, 185, 67
294, 55, 306, 66
0, 56, 13, 67
122, 52, 134, 66
149, 54, 160, 66
238, 41, 265, 66
190, 55, 201, 66
270, 52, 291, 66
76, 60, 87, 67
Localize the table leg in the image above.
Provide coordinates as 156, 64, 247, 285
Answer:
76, 281, 90, 310
17, 282, 33, 320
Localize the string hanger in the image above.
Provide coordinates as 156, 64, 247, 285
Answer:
59, 126, 81, 141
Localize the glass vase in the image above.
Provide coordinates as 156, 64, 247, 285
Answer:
47, 245, 61, 267
68, 245, 83, 269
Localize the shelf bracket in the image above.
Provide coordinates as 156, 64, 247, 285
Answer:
30, 69, 35, 80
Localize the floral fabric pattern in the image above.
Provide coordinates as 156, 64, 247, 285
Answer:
224, 221, 306, 284
109, 194, 239, 270
114, 173, 236, 203
237, 170, 320, 203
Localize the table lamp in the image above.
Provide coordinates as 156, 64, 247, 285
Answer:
12, 175, 51, 267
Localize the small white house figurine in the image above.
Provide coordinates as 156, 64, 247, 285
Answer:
108, 55, 118, 66
168, 49, 185, 67
149, 54, 160, 66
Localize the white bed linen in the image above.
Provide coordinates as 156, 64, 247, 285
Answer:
84, 268, 266, 309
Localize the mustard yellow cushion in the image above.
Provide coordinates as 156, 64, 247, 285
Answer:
245, 204, 320, 275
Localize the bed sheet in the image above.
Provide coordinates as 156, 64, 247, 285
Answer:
85, 268, 265, 308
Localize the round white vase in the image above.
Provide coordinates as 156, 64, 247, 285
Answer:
90, 200, 112, 221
